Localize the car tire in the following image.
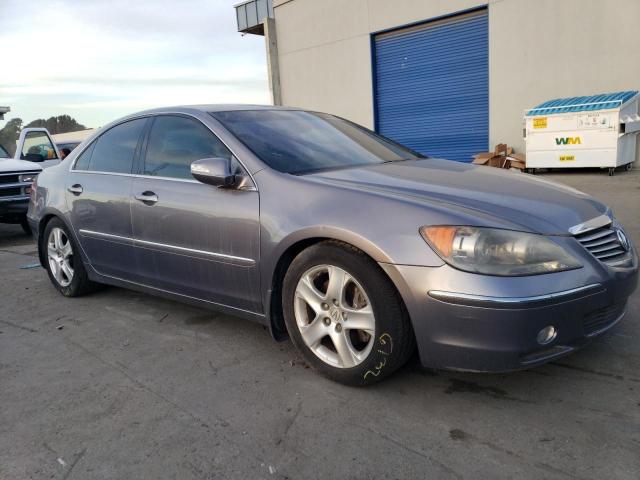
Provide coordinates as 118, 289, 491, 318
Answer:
42, 218, 99, 297
283, 240, 415, 385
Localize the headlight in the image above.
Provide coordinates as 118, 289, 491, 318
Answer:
19, 173, 38, 183
420, 226, 582, 276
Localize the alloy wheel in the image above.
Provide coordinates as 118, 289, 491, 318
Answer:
294, 264, 375, 368
47, 227, 74, 287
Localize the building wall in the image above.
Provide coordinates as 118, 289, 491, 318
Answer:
50, 129, 96, 144
273, 0, 640, 159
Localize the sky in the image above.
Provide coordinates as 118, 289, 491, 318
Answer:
0, 0, 270, 128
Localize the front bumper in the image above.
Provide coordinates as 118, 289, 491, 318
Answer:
381, 247, 638, 372
0, 195, 30, 222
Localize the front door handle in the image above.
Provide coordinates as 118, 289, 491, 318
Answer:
67, 184, 83, 195
135, 191, 158, 205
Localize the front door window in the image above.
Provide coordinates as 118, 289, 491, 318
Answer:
143, 115, 234, 179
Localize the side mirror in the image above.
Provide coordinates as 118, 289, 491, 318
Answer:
191, 158, 236, 187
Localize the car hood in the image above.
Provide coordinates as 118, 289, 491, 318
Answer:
0, 158, 43, 173
305, 158, 608, 234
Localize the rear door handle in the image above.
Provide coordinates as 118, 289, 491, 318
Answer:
67, 184, 83, 195
135, 191, 158, 204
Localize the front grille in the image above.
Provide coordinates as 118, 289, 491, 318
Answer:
0, 171, 38, 199
0, 187, 23, 197
583, 303, 626, 335
0, 174, 19, 185
574, 223, 630, 266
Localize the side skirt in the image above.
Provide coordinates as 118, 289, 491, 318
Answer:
86, 266, 268, 325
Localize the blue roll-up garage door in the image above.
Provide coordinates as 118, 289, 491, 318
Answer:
373, 10, 488, 162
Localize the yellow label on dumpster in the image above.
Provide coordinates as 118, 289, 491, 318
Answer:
559, 155, 575, 162
533, 117, 547, 129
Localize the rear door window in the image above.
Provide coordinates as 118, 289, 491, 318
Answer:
143, 115, 233, 180
73, 141, 97, 170
85, 118, 146, 174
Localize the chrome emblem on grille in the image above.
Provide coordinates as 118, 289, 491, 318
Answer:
616, 228, 630, 252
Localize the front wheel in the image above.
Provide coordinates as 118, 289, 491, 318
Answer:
282, 241, 414, 385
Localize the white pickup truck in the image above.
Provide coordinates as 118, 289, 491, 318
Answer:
0, 128, 60, 233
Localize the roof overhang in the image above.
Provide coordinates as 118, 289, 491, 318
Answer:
0, 106, 9, 120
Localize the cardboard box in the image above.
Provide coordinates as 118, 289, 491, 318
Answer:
473, 144, 527, 171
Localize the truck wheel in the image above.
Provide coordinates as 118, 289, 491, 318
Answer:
20, 218, 31, 235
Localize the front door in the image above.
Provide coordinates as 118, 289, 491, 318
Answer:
17, 128, 60, 168
130, 115, 261, 313
66, 118, 147, 278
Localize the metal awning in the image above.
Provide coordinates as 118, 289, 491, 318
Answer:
235, 0, 273, 35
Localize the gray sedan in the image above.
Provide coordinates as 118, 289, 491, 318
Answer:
27, 105, 638, 385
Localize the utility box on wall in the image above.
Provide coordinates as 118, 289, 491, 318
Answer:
524, 91, 640, 173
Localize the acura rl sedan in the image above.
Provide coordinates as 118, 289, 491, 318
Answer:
27, 105, 638, 385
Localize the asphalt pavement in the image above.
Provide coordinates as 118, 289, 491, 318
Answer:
1, 169, 639, 479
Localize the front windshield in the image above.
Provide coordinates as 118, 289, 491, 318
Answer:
210, 110, 424, 174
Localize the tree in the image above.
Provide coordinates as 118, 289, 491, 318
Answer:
26, 115, 87, 135
0, 118, 23, 157
0, 115, 87, 157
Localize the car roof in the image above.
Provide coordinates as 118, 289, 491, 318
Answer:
135, 104, 302, 115
94, 104, 307, 139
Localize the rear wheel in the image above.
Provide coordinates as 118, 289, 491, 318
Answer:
43, 218, 98, 297
283, 241, 414, 385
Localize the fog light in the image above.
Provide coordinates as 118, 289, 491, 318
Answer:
537, 326, 557, 345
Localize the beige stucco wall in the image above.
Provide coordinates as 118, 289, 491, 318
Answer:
273, 0, 640, 159
50, 129, 96, 143
489, 0, 640, 156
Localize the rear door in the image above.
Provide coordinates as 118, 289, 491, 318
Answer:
130, 114, 261, 312
67, 118, 148, 278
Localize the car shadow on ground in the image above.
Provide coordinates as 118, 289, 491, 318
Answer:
0, 223, 34, 248
92, 282, 635, 409
4, 189, 636, 415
